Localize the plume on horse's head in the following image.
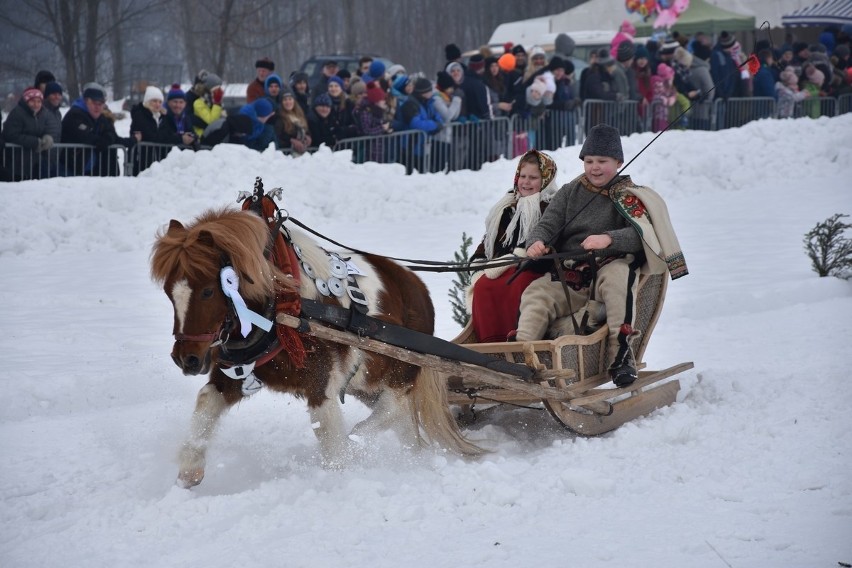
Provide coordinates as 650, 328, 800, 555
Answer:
150, 207, 286, 302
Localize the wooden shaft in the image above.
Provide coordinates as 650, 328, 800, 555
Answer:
276, 313, 576, 401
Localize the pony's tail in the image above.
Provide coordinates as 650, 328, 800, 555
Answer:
410, 367, 488, 456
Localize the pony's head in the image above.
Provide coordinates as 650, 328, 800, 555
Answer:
150, 208, 286, 375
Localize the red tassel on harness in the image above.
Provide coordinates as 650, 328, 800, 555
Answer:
243, 195, 311, 368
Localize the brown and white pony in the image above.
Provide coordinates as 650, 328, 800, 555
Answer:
151, 207, 480, 487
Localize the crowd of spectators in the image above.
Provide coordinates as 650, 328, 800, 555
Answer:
2, 24, 850, 181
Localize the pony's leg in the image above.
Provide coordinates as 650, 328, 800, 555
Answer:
350, 388, 420, 449
177, 382, 234, 488
307, 398, 350, 467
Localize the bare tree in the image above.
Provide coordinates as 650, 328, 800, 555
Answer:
0, 0, 164, 98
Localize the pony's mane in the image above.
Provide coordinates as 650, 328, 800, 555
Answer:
151, 207, 287, 302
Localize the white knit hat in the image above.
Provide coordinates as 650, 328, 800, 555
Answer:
143, 85, 164, 104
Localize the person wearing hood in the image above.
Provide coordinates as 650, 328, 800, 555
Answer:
238, 98, 278, 151
130, 85, 167, 174
290, 71, 311, 115
518, 125, 687, 387
2, 87, 51, 180
263, 73, 284, 112
672, 46, 714, 129
399, 77, 443, 173
189, 70, 224, 137
60, 82, 131, 176
468, 149, 559, 343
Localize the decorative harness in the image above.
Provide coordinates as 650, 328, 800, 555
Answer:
213, 178, 369, 397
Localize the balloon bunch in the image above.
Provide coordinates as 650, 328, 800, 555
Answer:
625, 0, 658, 22
625, 0, 690, 28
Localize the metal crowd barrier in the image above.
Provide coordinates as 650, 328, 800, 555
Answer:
443, 117, 511, 171
793, 96, 837, 119
838, 94, 852, 115
714, 97, 776, 130
1, 142, 128, 181
510, 109, 580, 155
333, 130, 427, 173
581, 100, 643, 137
127, 141, 185, 175
647, 100, 715, 132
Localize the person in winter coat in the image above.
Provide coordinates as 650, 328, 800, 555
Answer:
633, 44, 654, 108
290, 72, 311, 115
60, 82, 131, 176
274, 86, 311, 155
238, 98, 278, 152
518, 124, 687, 387
802, 64, 825, 118
263, 73, 284, 113
468, 149, 558, 343
710, 32, 743, 101
672, 46, 714, 129
651, 63, 680, 132
775, 67, 808, 119
307, 93, 342, 149
2, 87, 52, 180
41, 82, 63, 142
189, 71, 224, 137
352, 83, 389, 163
158, 84, 196, 148
129, 86, 166, 174
431, 71, 463, 170
246, 58, 274, 103
581, 49, 619, 102
400, 78, 443, 173
200, 114, 253, 147
610, 19, 636, 59
40, 82, 64, 177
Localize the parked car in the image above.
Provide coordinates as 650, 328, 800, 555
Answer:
299, 54, 394, 85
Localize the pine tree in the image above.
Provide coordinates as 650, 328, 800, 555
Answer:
448, 232, 474, 327
803, 213, 852, 279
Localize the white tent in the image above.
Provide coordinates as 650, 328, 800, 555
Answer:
487, 0, 816, 46
781, 0, 852, 26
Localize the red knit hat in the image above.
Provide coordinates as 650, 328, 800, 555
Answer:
366, 81, 385, 104
23, 87, 43, 103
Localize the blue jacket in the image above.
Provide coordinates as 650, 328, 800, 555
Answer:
710, 47, 741, 100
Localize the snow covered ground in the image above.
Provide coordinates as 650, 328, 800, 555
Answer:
1, 113, 850, 568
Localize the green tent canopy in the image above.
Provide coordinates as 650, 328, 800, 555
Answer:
634, 0, 756, 37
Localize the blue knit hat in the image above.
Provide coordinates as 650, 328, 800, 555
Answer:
368, 60, 386, 79
166, 83, 186, 101
392, 75, 410, 92
313, 93, 332, 107
252, 98, 274, 118
328, 76, 345, 90
44, 82, 63, 96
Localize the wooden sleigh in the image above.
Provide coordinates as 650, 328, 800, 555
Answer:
278, 269, 692, 437
443, 271, 693, 434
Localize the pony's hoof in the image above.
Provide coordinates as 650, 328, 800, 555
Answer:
176, 468, 205, 488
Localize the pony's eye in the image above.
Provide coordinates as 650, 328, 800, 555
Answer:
201, 287, 215, 299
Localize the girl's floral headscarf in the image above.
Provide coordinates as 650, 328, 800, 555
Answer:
513, 149, 557, 192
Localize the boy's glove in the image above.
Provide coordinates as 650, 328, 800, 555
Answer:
211, 87, 224, 105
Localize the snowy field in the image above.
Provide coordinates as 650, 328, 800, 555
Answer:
1, 113, 850, 567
